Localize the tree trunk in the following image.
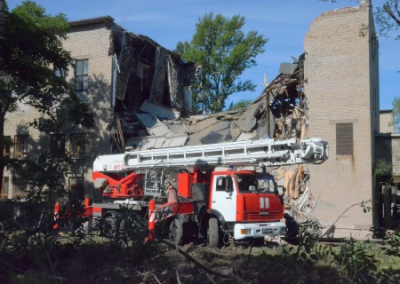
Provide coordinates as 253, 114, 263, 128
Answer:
0, 112, 5, 198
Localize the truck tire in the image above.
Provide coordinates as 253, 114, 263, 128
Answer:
208, 217, 220, 248
101, 210, 122, 240
169, 218, 184, 245
102, 215, 117, 239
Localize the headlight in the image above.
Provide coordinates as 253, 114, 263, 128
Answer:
241, 229, 251, 235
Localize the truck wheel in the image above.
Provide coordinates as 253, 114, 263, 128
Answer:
118, 219, 128, 242
102, 215, 117, 238
169, 218, 183, 245
208, 217, 220, 248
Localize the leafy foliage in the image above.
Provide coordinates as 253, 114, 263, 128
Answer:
227, 99, 252, 111
375, 0, 400, 39
175, 13, 267, 113
375, 158, 392, 178
0, 0, 72, 109
0, 1, 80, 195
2, 204, 400, 283
373, 1, 400, 130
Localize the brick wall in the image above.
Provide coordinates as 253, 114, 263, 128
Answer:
3, 20, 114, 200
304, 2, 379, 238
62, 22, 114, 200
380, 111, 394, 133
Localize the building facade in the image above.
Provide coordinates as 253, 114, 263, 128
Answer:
304, 1, 379, 237
2, 16, 195, 201
380, 110, 394, 133
2, 2, 392, 239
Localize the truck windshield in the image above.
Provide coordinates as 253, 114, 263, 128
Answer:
235, 173, 277, 193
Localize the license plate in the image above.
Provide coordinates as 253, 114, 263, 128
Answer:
262, 228, 273, 234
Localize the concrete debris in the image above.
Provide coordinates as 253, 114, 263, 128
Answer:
140, 99, 180, 120
126, 134, 187, 150
279, 62, 298, 75
108, 26, 198, 152
134, 112, 174, 137
157, 53, 309, 144
108, 45, 312, 219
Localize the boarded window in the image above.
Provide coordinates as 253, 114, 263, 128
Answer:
336, 123, 353, 156
14, 135, 28, 159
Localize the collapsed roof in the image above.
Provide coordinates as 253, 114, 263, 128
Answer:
122, 53, 308, 151
117, 53, 312, 218
108, 26, 199, 151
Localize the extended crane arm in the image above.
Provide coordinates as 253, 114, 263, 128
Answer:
93, 138, 328, 173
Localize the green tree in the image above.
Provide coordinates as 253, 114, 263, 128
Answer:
228, 99, 253, 111
175, 13, 267, 113
375, 0, 400, 38
0, 1, 89, 196
373, 1, 400, 130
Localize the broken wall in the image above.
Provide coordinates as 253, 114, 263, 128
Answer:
109, 27, 198, 151
110, 28, 196, 113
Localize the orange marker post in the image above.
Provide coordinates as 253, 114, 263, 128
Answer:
53, 202, 60, 229
146, 199, 156, 241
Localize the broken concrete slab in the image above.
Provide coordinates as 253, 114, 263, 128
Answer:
188, 117, 220, 134
163, 134, 188, 148
186, 120, 231, 145
126, 135, 166, 150
235, 132, 255, 141
140, 99, 180, 120
279, 62, 298, 75
162, 120, 189, 135
134, 112, 174, 137
233, 102, 265, 132
126, 134, 188, 150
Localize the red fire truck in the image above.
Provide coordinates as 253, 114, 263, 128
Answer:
80, 137, 328, 247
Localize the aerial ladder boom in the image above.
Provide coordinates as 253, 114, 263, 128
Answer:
93, 138, 328, 172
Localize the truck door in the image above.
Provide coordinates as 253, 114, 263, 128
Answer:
211, 175, 236, 222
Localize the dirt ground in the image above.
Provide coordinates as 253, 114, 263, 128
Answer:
149, 238, 285, 283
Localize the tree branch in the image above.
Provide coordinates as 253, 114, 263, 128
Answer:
150, 232, 229, 279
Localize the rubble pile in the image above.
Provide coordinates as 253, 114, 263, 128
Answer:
109, 50, 314, 217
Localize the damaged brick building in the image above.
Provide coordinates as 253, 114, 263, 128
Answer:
2, 16, 197, 200
2, 1, 385, 238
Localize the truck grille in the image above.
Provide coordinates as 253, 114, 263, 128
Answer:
243, 210, 281, 221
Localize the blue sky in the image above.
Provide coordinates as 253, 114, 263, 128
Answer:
7, 0, 400, 110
